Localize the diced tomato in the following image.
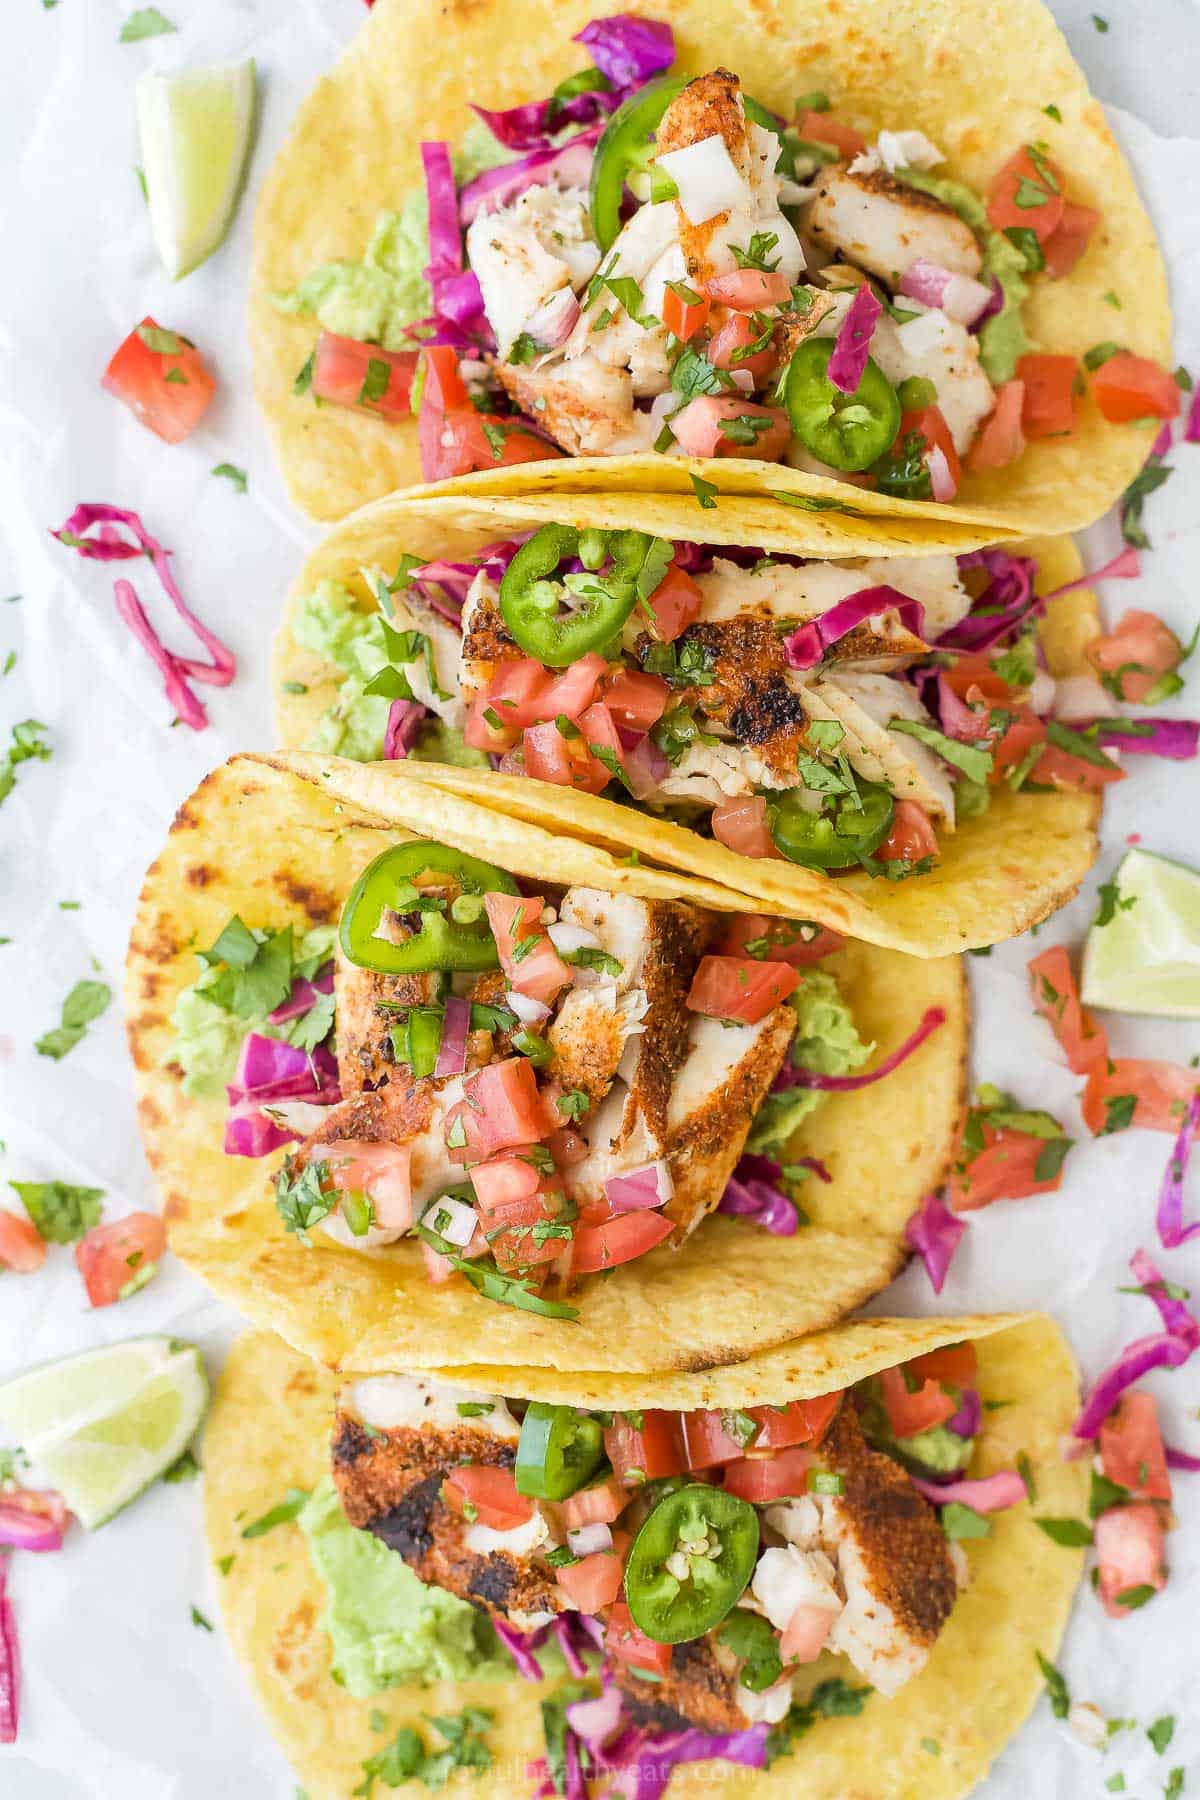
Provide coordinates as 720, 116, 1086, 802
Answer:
1042, 202, 1100, 279
681, 1411, 752, 1470
557, 1550, 624, 1612
1032, 741, 1126, 794
465, 688, 519, 754
1091, 355, 1180, 425
781, 1600, 839, 1663
602, 669, 671, 733
418, 345, 553, 483
0, 1211, 47, 1273
74, 1214, 166, 1307
948, 1123, 1068, 1213
967, 380, 1027, 473
604, 1411, 687, 1487
986, 146, 1066, 245
484, 892, 571, 1007
708, 311, 776, 385
683, 1394, 841, 1469
722, 1445, 816, 1503
686, 954, 800, 1024
900, 406, 961, 497
1016, 354, 1079, 438
322, 1139, 414, 1229
990, 708, 1047, 781
662, 283, 712, 341
523, 719, 588, 788
796, 111, 866, 159
642, 563, 702, 643
606, 1602, 673, 1675
717, 913, 843, 968
465, 661, 549, 751
1086, 610, 1184, 703
1100, 1391, 1172, 1503
443, 1464, 533, 1532
879, 1366, 956, 1438
703, 269, 792, 311
1028, 945, 1108, 1076
1094, 1504, 1167, 1618
710, 795, 778, 860
877, 801, 938, 864
469, 1151, 569, 1271
907, 1343, 978, 1389
101, 316, 216, 444
942, 655, 1015, 709
548, 1125, 589, 1170
571, 1211, 674, 1275
560, 1475, 628, 1531
1081, 1058, 1200, 1137
444, 1057, 546, 1162
669, 395, 791, 461
311, 331, 417, 419
0, 1488, 70, 1531
541, 654, 610, 723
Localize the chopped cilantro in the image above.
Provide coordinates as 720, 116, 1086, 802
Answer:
561, 945, 622, 977
690, 471, 718, 509
215, 1554, 235, 1576
241, 1488, 310, 1539
1101, 1093, 1137, 1135
212, 463, 248, 494
190, 1605, 213, 1631
719, 1609, 783, 1693
1092, 12, 1109, 30
1112, 1582, 1157, 1610
9, 1179, 102, 1244
1095, 880, 1136, 927
120, 7, 177, 39
293, 351, 316, 396
942, 1502, 990, 1539
35, 978, 112, 1060
0, 718, 51, 812
1148, 1717, 1176, 1756
352, 1707, 493, 1794
1032, 1516, 1092, 1547
1044, 103, 1063, 121
1120, 454, 1172, 550
195, 917, 297, 1018
274, 1158, 335, 1243
1036, 1650, 1070, 1717
890, 716, 993, 783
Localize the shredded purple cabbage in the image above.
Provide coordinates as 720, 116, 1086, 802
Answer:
1157, 1092, 1200, 1247
384, 699, 426, 760
1096, 718, 1200, 762
1187, 384, 1200, 445
718, 1152, 817, 1235
779, 1006, 945, 1093
942, 549, 1042, 653
572, 15, 675, 87
268, 963, 334, 1025
1074, 1247, 1200, 1437
948, 1387, 982, 1439
1039, 543, 1141, 602
827, 283, 882, 395
0, 1559, 18, 1746
459, 127, 604, 226
421, 141, 493, 346
782, 584, 926, 671
1165, 1444, 1200, 1471
493, 1618, 547, 1681
904, 1190, 966, 1294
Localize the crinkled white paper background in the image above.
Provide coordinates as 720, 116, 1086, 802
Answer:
1, 2, 1198, 1795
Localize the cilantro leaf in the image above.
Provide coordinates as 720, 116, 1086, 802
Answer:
274, 1158, 335, 1243
212, 463, 248, 494
197, 918, 296, 1019
0, 719, 51, 811
241, 1488, 310, 1539
9, 1179, 103, 1244
1032, 1516, 1093, 1547
119, 7, 176, 41
35, 978, 112, 1060
1036, 1650, 1070, 1718
890, 717, 993, 783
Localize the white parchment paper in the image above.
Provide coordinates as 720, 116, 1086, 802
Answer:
0, 2, 1198, 1795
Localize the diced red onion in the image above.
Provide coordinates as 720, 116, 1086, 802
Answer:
718, 1153, 809, 1236
425, 1193, 478, 1247
904, 1189, 966, 1293
1152, 421, 1173, 458
1096, 718, 1199, 761
566, 1680, 625, 1752
910, 1470, 1027, 1512
970, 275, 1005, 332
573, 15, 675, 87
523, 288, 582, 351
0, 1560, 18, 1746
507, 989, 551, 1026
827, 283, 882, 395
434, 996, 470, 1078
620, 731, 670, 800
568, 1521, 613, 1557
927, 443, 957, 502
899, 260, 994, 326
605, 1161, 673, 1212
948, 1388, 982, 1438
268, 962, 335, 1025
1158, 1093, 1200, 1247
459, 128, 604, 226
781, 1005, 945, 1091
223, 1104, 298, 1159
782, 584, 927, 671
0, 1506, 64, 1553
1166, 1445, 1200, 1471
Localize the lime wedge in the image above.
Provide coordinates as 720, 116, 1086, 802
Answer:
0, 1338, 209, 1528
136, 61, 257, 280
1081, 848, 1200, 1019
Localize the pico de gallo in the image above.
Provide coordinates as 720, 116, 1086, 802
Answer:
275, 13, 1181, 497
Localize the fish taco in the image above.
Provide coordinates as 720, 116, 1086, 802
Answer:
252, 0, 1173, 535
272, 487, 1123, 957
204, 1315, 1086, 1798
126, 752, 965, 1374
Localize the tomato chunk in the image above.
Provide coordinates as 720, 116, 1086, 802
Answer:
484, 893, 571, 1007
102, 317, 216, 444
604, 1411, 686, 1487
1081, 1058, 1200, 1137
669, 395, 791, 461
948, 1123, 1068, 1213
469, 1152, 569, 1271
606, 1602, 673, 1674
662, 283, 711, 341
796, 111, 866, 159
1028, 945, 1108, 1075
686, 954, 800, 1024
683, 1393, 840, 1469
322, 1139, 413, 1229
907, 1343, 978, 1389
602, 669, 671, 733
1086, 610, 1184, 704
1032, 741, 1125, 794
704, 269, 792, 310
557, 1550, 624, 1612
986, 146, 1066, 245
879, 1366, 956, 1437
878, 801, 938, 865
1091, 354, 1180, 425
967, 380, 1026, 473
708, 311, 776, 384
311, 332, 417, 419
1100, 1391, 1172, 1503
75, 1214, 166, 1307
710, 795, 778, 860
642, 563, 702, 643
444, 1057, 546, 1162
0, 1211, 47, 1273
781, 1599, 839, 1663
723, 1445, 816, 1503
560, 1475, 628, 1531
1042, 202, 1100, 279
443, 1464, 533, 1532
571, 1211, 674, 1275
901, 405, 961, 497
717, 913, 843, 967
1017, 353, 1079, 438
1094, 1504, 1167, 1618
418, 345, 554, 483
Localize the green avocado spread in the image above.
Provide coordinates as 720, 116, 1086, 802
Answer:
746, 970, 871, 1155
896, 167, 1032, 384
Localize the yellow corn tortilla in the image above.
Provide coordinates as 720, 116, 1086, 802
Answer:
204, 1317, 1086, 1800
253, 0, 1169, 538
275, 492, 1101, 957
127, 752, 966, 1375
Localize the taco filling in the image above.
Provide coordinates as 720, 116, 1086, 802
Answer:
272, 12, 1176, 497
328, 1338, 1004, 1752
170, 838, 949, 1316
285, 527, 1163, 879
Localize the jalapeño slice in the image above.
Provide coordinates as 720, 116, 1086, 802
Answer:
784, 337, 902, 472
339, 842, 518, 974
768, 780, 895, 869
625, 1483, 759, 1643
514, 1402, 607, 1501
499, 524, 664, 667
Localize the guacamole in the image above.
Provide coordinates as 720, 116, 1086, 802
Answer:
299, 1478, 510, 1698
746, 971, 871, 1154
896, 167, 1031, 383
168, 923, 336, 1099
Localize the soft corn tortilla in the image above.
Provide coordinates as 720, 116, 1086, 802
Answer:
127, 753, 966, 1375
253, 0, 1169, 538
204, 1317, 1086, 1800
275, 493, 1101, 958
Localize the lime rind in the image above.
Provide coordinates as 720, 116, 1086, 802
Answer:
136, 60, 258, 281
1081, 847, 1200, 1019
